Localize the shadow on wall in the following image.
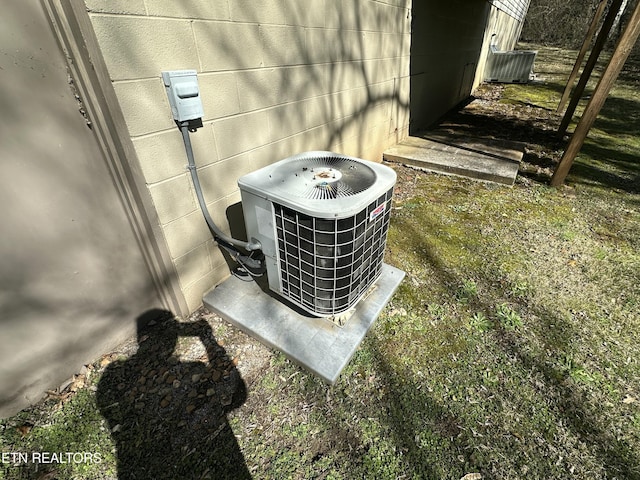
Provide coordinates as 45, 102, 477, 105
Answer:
226, 202, 248, 246
95, 0, 412, 162
84, 0, 414, 318
409, 1, 492, 132
0, 1, 165, 418
96, 309, 250, 479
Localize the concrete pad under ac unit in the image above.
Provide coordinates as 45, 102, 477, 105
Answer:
203, 263, 405, 384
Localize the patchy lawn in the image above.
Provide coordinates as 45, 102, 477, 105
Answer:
1, 45, 639, 480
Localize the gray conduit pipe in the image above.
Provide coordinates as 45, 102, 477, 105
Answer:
179, 122, 262, 253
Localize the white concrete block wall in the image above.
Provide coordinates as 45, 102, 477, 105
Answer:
85, 0, 412, 313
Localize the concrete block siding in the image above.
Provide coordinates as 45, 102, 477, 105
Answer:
85, 0, 412, 313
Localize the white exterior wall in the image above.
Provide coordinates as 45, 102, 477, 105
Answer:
85, 0, 412, 313
491, 0, 531, 23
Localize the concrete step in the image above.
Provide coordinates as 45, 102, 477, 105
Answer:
383, 134, 523, 185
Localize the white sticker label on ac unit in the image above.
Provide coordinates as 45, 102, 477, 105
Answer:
255, 205, 274, 241
369, 202, 386, 222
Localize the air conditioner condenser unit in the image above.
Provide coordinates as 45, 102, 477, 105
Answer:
238, 151, 396, 320
204, 151, 404, 383
485, 45, 537, 84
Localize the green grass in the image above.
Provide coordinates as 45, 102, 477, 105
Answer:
0, 378, 116, 480
1, 44, 639, 479
504, 44, 640, 195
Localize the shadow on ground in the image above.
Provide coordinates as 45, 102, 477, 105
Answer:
433, 82, 640, 194
96, 309, 250, 479
376, 201, 640, 478
424, 88, 567, 185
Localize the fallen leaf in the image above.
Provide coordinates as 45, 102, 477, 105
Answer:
460, 474, 482, 480
100, 354, 116, 367
16, 423, 33, 437
70, 374, 86, 392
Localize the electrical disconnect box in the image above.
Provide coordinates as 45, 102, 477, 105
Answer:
161, 70, 204, 122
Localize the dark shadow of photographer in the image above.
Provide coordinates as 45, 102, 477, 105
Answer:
97, 309, 251, 479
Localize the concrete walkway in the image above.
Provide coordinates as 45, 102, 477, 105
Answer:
383, 132, 524, 185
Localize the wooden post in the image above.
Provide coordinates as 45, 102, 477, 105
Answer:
551, 0, 640, 187
558, 0, 625, 136
556, 0, 608, 114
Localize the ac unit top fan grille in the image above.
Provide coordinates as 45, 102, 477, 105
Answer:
238, 151, 396, 219
271, 155, 376, 200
